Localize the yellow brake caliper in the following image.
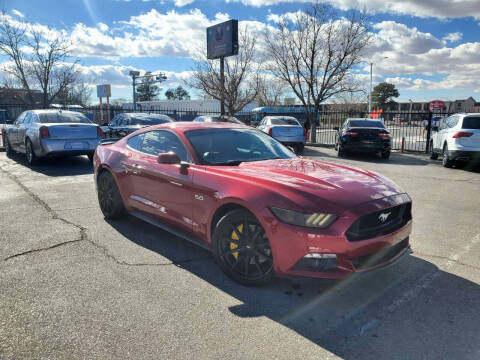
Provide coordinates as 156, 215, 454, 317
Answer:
230, 224, 243, 259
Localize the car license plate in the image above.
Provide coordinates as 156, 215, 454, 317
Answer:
66, 142, 87, 149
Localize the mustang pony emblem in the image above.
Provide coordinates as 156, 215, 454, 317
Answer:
378, 212, 391, 223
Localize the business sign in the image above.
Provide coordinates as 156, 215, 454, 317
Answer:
429, 100, 445, 112
96, 84, 111, 98
207, 20, 238, 59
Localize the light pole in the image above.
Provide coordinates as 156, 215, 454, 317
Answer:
367, 57, 388, 114
129, 71, 167, 111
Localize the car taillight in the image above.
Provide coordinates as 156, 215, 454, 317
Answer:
40, 126, 50, 138
343, 131, 358, 136
452, 132, 473, 138
268, 128, 273, 136
378, 132, 391, 138
97, 126, 103, 137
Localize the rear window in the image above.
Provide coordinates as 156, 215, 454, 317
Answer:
270, 118, 299, 125
462, 116, 480, 129
129, 116, 172, 125
39, 112, 92, 124
349, 120, 385, 128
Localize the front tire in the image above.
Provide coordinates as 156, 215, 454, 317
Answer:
212, 209, 274, 286
97, 171, 126, 219
5, 135, 13, 156
442, 144, 453, 168
25, 139, 38, 165
430, 141, 438, 160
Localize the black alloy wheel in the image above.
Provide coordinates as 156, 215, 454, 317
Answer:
442, 144, 453, 168
381, 150, 391, 160
430, 141, 438, 160
213, 209, 274, 286
5, 135, 13, 156
97, 171, 126, 219
25, 139, 37, 165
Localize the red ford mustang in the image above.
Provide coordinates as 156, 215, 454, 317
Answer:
94, 122, 412, 286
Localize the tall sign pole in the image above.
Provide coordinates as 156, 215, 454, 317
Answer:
207, 20, 238, 116
220, 57, 225, 116
129, 71, 140, 112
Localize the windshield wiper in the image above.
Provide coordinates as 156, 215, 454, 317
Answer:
211, 160, 243, 166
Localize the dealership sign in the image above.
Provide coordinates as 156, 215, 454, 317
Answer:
96, 84, 111, 98
429, 100, 446, 112
207, 20, 238, 59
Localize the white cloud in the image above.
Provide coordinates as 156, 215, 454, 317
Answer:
226, 0, 480, 19
173, 0, 195, 6
98, 22, 109, 32
11, 9, 24, 18
443, 32, 463, 43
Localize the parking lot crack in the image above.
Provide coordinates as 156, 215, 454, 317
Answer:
3, 239, 83, 262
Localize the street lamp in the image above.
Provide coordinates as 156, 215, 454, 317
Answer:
129, 71, 167, 111
367, 57, 388, 114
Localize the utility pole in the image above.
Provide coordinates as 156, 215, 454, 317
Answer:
368, 62, 373, 114
220, 57, 225, 116
129, 71, 140, 111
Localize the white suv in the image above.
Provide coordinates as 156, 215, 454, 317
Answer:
430, 113, 480, 167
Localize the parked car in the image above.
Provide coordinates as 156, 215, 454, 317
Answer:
257, 116, 306, 154
94, 122, 412, 286
334, 118, 391, 159
103, 113, 173, 139
430, 113, 480, 167
192, 115, 245, 124
4, 110, 103, 164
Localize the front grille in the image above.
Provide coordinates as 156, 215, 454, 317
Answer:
346, 203, 411, 242
351, 238, 409, 270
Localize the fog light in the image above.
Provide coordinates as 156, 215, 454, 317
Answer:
293, 254, 337, 272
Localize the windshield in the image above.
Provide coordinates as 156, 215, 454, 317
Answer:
270, 117, 300, 125
462, 116, 480, 129
185, 128, 296, 165
129, 116, 172, 125
349, 120, 385, 128
39, 112, 92, 124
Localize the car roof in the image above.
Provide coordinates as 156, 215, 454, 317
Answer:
138, 121, 249, 133
30, 109, 85, 116
346, 118, 379, 121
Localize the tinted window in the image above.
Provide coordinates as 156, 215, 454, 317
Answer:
140, 130, 189, 161
270, 118, 300, 125
462, 116, 480, 129
349, 120, 385, 128
15, 112, 26, 125
129, 115, 172, 125
39, 112, 92, 124
127, 134, 144, 150
185, 128, 295, 165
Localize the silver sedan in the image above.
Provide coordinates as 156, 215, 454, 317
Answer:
4, 109, 103, 164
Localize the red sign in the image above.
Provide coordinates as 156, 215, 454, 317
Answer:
429, 100, 445, 112
369, 109, 383, 119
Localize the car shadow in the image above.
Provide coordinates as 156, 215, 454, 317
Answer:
5, 152, 94, 176
105, 216, 480, 359
304, 146, 431, 166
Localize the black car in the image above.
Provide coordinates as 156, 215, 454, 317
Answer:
102, 113, 174, 138
334, 118, 391, 159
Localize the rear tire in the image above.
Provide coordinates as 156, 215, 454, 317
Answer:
430, 141, 438, 160
212, 209, 274, 286
25, 139, 38, 165
442, 144, 453, 168
337, 144, 345, 157
295, 144, 304, 155
97, 171, 126, 219
5, 135, 13, 156
381, 151, 390, 160
87, 153, 94, 162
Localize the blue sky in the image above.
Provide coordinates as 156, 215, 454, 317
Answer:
3, 0, 480, 103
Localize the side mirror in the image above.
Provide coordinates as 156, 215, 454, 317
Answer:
333, 126, 339, 131
157, 152, 181, 165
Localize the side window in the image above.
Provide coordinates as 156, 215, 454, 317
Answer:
446, 116, 457, 128
24, 113, 33, 124
14, 112, 26, 125
110, 116, 119, 126
140, 130, 190, 162
127, 134, 144, 151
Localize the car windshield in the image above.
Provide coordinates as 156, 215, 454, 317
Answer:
270, 117, 300, 125
185, 128, 296, 165
462, 116, 480, 129
129, 116, 172, 125
39, 112, 92, 124
349, 120, 385, 128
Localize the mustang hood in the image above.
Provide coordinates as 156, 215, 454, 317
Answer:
210, 158, 406, 212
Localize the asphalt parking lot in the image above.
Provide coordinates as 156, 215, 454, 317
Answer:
1, 148, 479, 359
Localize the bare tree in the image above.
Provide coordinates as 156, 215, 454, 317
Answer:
56, 82, 93, 107
256, 76, 285, 106
0, 13, 78, 108
187, 28, 259, 115
264, 2, 371, 141
331, 91, 368, 114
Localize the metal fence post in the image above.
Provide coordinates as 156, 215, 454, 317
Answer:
425, 111, 433, 154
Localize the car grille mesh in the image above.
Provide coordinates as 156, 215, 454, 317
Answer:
346, 203, 411, 242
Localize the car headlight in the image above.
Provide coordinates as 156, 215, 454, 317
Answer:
270, 207, 337, 228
